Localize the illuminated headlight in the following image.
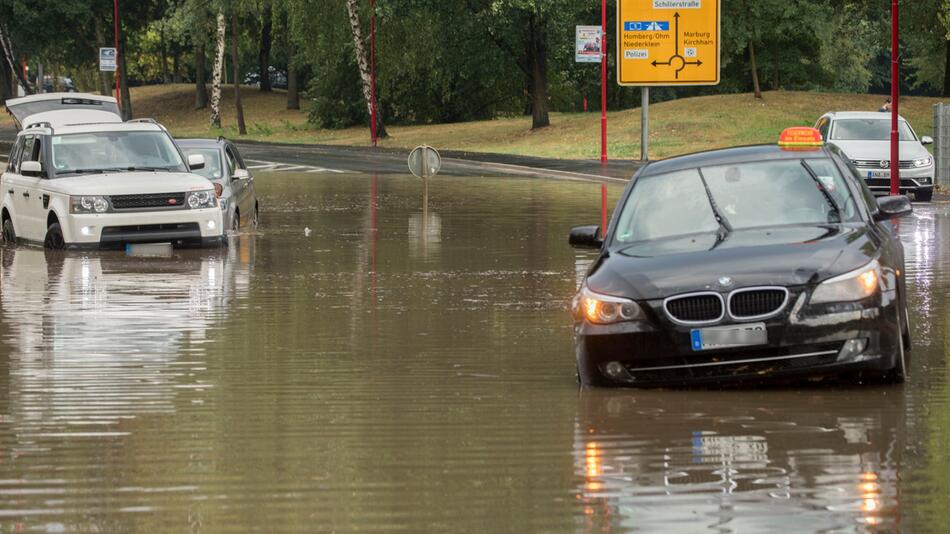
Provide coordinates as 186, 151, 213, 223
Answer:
187, 190, 216, 209
572, 286, 644, 325
810, 260, 881, 304
70, 195, 110, 214
913, 155, 933, 168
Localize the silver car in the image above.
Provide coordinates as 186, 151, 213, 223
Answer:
177, 138, 259, 232
815, 112, 935, 201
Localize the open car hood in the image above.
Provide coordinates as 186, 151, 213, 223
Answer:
5, 93, 121, 130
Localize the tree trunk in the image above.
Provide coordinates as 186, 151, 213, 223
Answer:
195, 39, 208, 109
287, 64, 299, 109
159, 25, 170, 84
232, 10, 247, 135
749, 40, 762, 99
944, 38, 950, 98
94, 18, 112, 96
344, 0, 387, 139
527, 21, 550, 129
258, 0, 273, 92
210, 11, 226, 128
0, 23, 32, 94
172, 48, 181, 83
0, 60, 9, 105
119, 25, 132, 120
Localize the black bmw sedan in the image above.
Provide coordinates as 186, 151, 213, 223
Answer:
569, 134, 913, 387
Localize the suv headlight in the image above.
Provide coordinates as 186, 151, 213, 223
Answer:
810, 260, 881, 304
913, 155, 933, 168
187, 190, 216, 209
70, 195, 110, 214
572, 286, 644, 324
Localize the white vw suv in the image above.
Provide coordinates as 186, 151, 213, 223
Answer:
2, 93, 224, 249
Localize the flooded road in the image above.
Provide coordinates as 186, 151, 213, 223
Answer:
0, 172, 948, 532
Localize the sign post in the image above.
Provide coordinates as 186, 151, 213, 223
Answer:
617, 0, 721, 160
889, 0, 900, 196
576, 24, 607, 164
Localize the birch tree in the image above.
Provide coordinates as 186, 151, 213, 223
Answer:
344, 0, 387, 139
210, 10, 226, 129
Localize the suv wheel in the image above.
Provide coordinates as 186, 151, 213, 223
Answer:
44, 222, 66, 250
2, 218, 16, 245
915, 188, 933, 202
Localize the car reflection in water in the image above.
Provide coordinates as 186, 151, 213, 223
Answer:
574, 389, 903, 531
0, 239, 253, 422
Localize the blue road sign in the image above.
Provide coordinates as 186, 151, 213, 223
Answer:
624, 21, 670, 32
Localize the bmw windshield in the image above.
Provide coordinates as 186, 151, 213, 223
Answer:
613, 159, 860, 245
51, 131, 188, 176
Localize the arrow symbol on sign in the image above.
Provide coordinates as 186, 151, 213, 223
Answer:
651, 59, 671, 67
674, 12, 680, 56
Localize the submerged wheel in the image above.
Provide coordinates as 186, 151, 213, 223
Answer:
1, 218, 15, 245
43, 222, 66, 250
915, 189, 933, 202
250, 205, 260, 229
231, 212, 240, 233
885, 305, 907, 384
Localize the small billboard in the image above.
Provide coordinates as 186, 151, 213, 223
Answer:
575, 26, 603, 63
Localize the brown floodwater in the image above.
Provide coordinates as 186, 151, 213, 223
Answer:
0, 172, 948, 532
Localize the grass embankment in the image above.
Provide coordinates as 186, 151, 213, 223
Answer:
2, 84, 941, 160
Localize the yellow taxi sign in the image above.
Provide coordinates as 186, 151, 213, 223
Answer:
778, 127, 824, 148
617, 0, 720, 86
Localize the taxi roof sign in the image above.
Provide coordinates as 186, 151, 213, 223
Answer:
778, 127, 824, 148
617, 0, 721, 86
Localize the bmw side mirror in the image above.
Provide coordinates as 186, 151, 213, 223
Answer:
188, 154, 206, 171
874, 195, 913, 221
569, 225, 603, 249
920, 136, 933, 145
20, 161, 43, 177
232, 169, 250, 181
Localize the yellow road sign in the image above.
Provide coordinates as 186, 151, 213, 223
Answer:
617, 0, 720, 86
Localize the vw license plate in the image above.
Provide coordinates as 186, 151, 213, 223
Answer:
868, 170, 890, 179
691, 323, 767, 351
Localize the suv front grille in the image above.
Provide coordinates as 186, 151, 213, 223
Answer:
729, 288, 788, 319
111, 192, 186, 210
664, 294, 723, 324
852, 159, 916, 169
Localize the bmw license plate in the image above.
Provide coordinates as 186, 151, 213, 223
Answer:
868, 170, 890, 179
690, 323, 767, 351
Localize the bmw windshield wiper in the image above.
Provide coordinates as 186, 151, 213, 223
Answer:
696, 169, 733, 249
801, 162, 842, 223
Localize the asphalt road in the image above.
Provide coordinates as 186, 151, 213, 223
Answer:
0, 126, 639, 183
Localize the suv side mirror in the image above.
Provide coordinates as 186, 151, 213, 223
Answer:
232, 169, 250, 181
920, 135, 933, 145
569, 225, 603, 249
20, 161, 43, 177
874, 195, 913, 221
188, 154, 206, 171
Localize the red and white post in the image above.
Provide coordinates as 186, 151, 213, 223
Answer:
889, 0, 900, 196
600, 0, 608, 164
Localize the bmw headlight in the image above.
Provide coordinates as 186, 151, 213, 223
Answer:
187, 190, 216, 209
810, 260, 881, 304
913, 155, 933, 168
70, 195, 110, 214
572, 286, 644, 324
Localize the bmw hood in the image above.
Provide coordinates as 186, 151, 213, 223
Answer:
586, 225, 880, 301
44, 172, 214, 196
830, 140, 930, 161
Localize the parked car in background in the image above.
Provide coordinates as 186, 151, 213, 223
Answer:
1, 93, 224, 249
815, 112, 935, 202
177, 138, 259, 233
243, 66, 288, 90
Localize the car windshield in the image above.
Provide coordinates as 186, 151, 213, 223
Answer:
183, 148, 224, 181
831, 119, 916, 141
613, 159, 859, 245
51, 131, 187, 175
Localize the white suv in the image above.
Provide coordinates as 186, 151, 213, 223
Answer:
1, 93, 224, 249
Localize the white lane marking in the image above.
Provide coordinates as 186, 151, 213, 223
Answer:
245, 159, 346, 174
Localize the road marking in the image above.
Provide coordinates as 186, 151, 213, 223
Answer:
245, 159, 346, 174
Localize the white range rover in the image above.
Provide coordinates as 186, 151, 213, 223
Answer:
1, 93, 224, 249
